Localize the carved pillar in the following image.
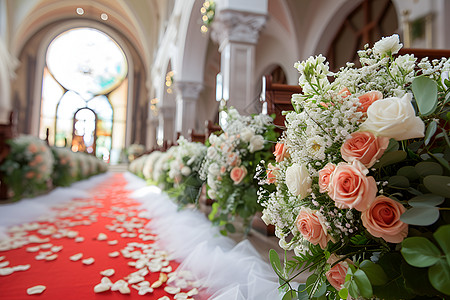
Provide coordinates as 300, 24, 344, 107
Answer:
211, 9, 267, 114
158, 106, 176, 145
146, 115, 158, 150
175, 81, 203, 137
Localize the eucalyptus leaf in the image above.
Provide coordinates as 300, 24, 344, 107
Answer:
297, 284, 309, 300
401, 237, 441, 267
424, 120, 438, 145
434, 225, 450, 267
359, 260, 388, 286
269, 249, 284, 279
397, 166, 420, 181
428, 259, 450, 295
445, 92, 450, 105
428, 152, 450, 172
354, 269, 373, 298
412, 76, 438, 116
373, 151, 407, 169
423, 175, 450, 198
282, 290, 296, 300
338, 288, 348, 299
347, 281, 360, 299
415, 161, 444, 177
388, 175, 410, 188
400, 207, 440, 225
386, 138, 400, 152
408, 194, 445, 207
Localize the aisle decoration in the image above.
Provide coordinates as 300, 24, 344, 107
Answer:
201, 107, 277, 234
0, 135, 53, 200
52, 146, 78, 187
164, 137, 207, 207
127, 143, 145, 162
258, 34, 450, 299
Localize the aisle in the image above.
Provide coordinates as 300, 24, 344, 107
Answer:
0, 173, 204, 299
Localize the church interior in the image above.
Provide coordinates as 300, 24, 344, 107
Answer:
1, 0, 450, 299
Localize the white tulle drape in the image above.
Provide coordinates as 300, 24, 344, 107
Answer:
125, 172, 283, 300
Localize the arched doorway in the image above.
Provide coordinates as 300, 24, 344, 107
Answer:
39, 27, 128, 162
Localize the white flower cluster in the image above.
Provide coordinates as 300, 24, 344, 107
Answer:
259, 34, 439, 252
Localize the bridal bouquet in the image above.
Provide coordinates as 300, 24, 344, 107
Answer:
258, 35, 450, 299
201, 107, 277, 234
165, 137, 207, 207
0, 135, 54, 200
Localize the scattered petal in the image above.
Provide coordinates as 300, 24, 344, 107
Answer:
100, 269, 115, 277
164, 286, 181, 294
82, 257, 95, 265
27, 285, 46, 295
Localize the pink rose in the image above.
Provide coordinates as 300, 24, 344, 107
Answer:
326, 256, 351, 291
358, 91, 383, 113
341, 131, 389, 168
273, 143, 289, 163
319, 163, 336, 193
296, 207, 331, 249
361, 196, 408, 243
230, 165, 247, 185
338, 87, 351, 99
266, 163, 278, 184
328, 161, 377, 211
227, 152, 241, 167
28, 144, 38, 154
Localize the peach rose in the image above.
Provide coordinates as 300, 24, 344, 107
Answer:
358, 91, 383, 113
273, 143, 289, 163
25, 171, 35, 179
341, 131, 389, 168
338, 87, 351, 99
319, 163, 336, 193
227, 153, 241, 167
361, 196, 408, 243
266, 163, 278, 184
230, 165, 247, 185
328, 161, 377, 211
296, 207, 331, 249
326, 256, 351, 291
28, 144, 38, 153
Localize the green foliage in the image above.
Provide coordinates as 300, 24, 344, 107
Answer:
412, 76, 438, 116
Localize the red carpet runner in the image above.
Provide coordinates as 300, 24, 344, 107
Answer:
0, 173, 205, 299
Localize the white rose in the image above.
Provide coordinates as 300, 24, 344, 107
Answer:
207, 147, 217, 159
359, 93, 425, 141
240, 127, 255, 142
208, 163, 220, 176
285, 163, 312, 199
207, 176, 217, 190
373, 34, 402, 56
181, 166, 191, 176
248, 135, 265, 153
261, 211, 272, 226
207, 188, 217, 199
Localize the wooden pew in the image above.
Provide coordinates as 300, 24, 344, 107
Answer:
188, 128, 206, 143
399, 48, 450, 61
205, 120, 221, 140
263, 75, 301, 131
0, 112, 17, 200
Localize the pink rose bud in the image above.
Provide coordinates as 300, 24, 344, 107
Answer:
341, 131, 389, 168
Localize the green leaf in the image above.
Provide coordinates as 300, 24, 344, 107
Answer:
400, 207, 440, 226
354, 269, 373, 298
401, 237, 441, 267
338, 288, 348, 299
397, 166, 420, 181
434, 225, 450, 267
402, 262, 439, 297
282, 290, 296, 300
297, 284, 309, 300
359, 260, 388, 286
415, 161, 444, 177
269, 249, 284, 279
388, 175, 410, 188
408, 194, 445, 207
386, 138, 400, 152
424, 120, 438, 145
373, 150, 407, 169
428, 259, 450, 295
423, 175, 450, 198
225, 223, 236, 233
428, 152, 450, 172
412, 76, 438, 116
347, 281, 360, 299
372, 253, 415, 300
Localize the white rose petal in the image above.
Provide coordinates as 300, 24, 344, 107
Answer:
240, 127, 255, 142
373, 34, 402, 56
285, 163, 312, 199
248, 135, 265, 153
360, 93, 425, 141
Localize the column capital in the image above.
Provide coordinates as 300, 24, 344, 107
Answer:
211, 9, 267, 49
175, 81, 204, 100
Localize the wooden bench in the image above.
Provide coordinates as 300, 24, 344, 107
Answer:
399, 48, 450, 61
0, 112, 17, 200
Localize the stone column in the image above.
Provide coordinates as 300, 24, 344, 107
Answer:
174, 81, 203, 137
211, 9, 267, 114
146, 116, 158, 150
159, 106, 176, 144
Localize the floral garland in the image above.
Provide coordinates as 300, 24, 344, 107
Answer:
201, 107, 278, 234
52, 146, 78, 187
0, 135, 54, 200
258, 35, 450, 299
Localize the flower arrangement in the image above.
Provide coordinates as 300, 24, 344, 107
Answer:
52, 146, 78, 187
0, 135, 54, 200
258, 35, 450, 299
165, 137, 207, 207
142, 151, 163, 182
127, 143, 145, 162
201, 107, 278, 234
